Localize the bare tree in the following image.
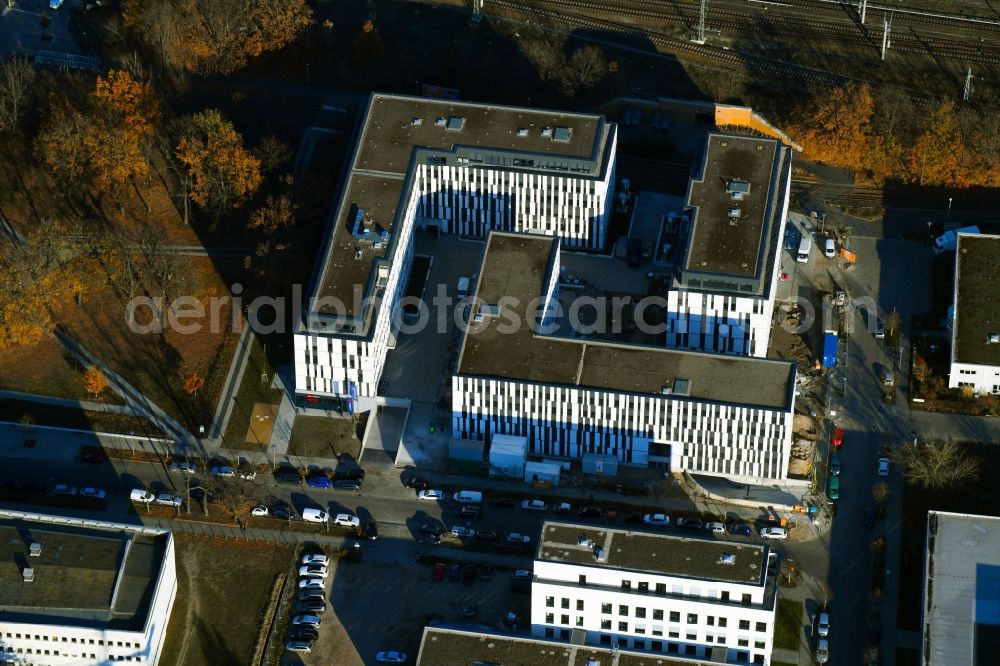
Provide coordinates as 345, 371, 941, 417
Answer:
0, 56, 36, 134
892, 440, 980, 490
564, 44, 608, 94
884, 309, 901, 345
871, 480, 890, 506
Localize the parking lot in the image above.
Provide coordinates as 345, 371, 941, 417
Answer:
1, 0, 80, 57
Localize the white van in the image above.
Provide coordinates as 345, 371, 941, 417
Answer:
453, 490, 482, 504
130, 489, 154, 503
823, 237, 836, 258
796, 236, 812, 263
456, 276, 470, 300
302, 509, 329, 524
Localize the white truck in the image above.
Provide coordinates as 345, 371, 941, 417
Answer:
933, 225, 979, 254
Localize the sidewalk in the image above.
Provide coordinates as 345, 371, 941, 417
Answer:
0, 389, 137, 415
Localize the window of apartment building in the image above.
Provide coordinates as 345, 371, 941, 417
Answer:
656, 583, 666, 594
707, 633, 714, 643
546, 596, 554, 607
687, 613, 698, 624
638, 581, 649, 592
668, 643, 679, 654
634, 639, 646, 650
579, 575, 587, 585
742, 593, 752, 604
561, 615, 569, 625
685, 645, 697, 656
721, 591, 730, 601
561, 598, 570, 609
717, 635, 727, 644
621, 580, 632, 591
600, 636, 611, 646
635, 623, 646, 634
739, 620, 750, 630
738, 638, 749, 647
619, 605, 629, 616
669, 611, 680, 622
719, 617, 728, 628
737, 651, 749, 663
652, 625, 663, 636
602, 603, 612, 614
686, 631, 697, 641
546, 613, 554, 624
601, 620, 612, 630
755, 640, 766, 649
576, 600, 584, 611
576, 617, 585, 627
617, 638, 627, 648
755, 621, 767, 632
545, 627, 554, 638
653, 609, 664, 621
618, 622, 628, 632
652, 640, 663, 651
635, 608, 647, 619
707, 616, 715, 626
668, 629, 679, 638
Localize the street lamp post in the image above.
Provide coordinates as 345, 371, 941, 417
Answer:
947, 197, 953, 219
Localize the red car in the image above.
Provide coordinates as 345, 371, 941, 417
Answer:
832, 428, 844, 447
432, 562, 446, 583
78, 448, 107, 464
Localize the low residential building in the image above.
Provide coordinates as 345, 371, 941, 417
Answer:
416, 625, 726, 665
453, 232, 796, 481
921, 510, 1000, 666
947, 233, 1000, 394
667, 134, 792, 358
528, 521, 779, 664
0, 510, 176, 665
294, 93, 618, 405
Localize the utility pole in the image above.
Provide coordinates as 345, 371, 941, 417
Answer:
860, 0, 868, 24
963, 67, 974, 102
692, 0, 708, 44
881, 12, 893, 61
472, 0, 483, 22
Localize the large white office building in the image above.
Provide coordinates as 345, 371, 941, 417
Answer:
665, 134, 792, 358
294, 94, 618, 404
947, 233, 1000, 394
529, 521, 779, 664
453, 232, 796, 482
0, 511, 176, 665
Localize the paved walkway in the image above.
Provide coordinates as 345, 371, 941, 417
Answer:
0, 389, 137, 415
266, 368, 296, 457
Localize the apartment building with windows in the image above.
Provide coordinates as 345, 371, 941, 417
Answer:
0, 511, 176, 665
529, 521, 778, 664
453, 232, 796, 481
665, 134, 792, 358
947, 233, 1000, 394
294, 94, 618, 405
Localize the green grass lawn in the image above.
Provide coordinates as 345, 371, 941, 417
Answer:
774, 597, 804, 651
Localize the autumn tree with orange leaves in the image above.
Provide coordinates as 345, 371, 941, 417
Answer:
907, 100, 973, 188
175, 109, 262, 226
791, 83, 884, 179
83, 366, 109, 399
183, 371, 205, 396
123, 0, 313, 75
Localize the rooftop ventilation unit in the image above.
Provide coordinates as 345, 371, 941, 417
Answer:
672, 378, 691, 396
434, 117, 446, 127
727, 180, 751, 199
552, 126, 573, 142
592, 545, 606, 562
577, 533, 590, 547
988, 333, 1000, 344
22, 567, 34, 583
473, 303, 501, 323
516, 128, 529, 138
410, 117, 423, 127
719, 553, 735, 565
541, 127, 553, 138
446, 116, 466, 132
728, 207, 741, 218
29, 542, 41, 557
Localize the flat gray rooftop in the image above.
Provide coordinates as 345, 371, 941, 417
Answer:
311, 93, 611, 323
924, 511, 1000, 666
417, 626, 719, 665
952, 234, 1000, 366
0, 520, 166, 628
457, 233, 796, 410
683, 134, 781, 287
538, 521, 768, 585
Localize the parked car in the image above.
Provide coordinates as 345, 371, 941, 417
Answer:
80, 487, 106, 500
643, 513, 669, 527
864, 507, 876, 529
291, 614, 321, 628
301, 554, 329, 566
417, 534, 441, 545
306, 475, 332, 490
297, 579, 325, 590
624, 513, 644, 524
130, 489, 155, 503
290, 627, 319, 640
830, 453, 842, 476
286, 641, 313, 654
333, 513, 360, 528
505, 532, 531, 544
454, 505, 482, 518
334, 479, 361, 491
520, 499, 546, 511
403, 476, 430, 489
298, 589, 325, 602
877, 457, 890, 477
364, 519, 378, 541
492, 497, 515, 508
210, 466, 235, 478
816, 611, 831, 637
462, 564, 477, 584
875, 318, 886, 339
78, 448, 107, 464
577, 506, 604, 518
475, 530, 498, 542
420, 523, 444, 536
479, 563, 492, 580
298, 565, 329, 579
882, 368, 894, 386
272, 505, 295, 520
759, 526, 788, 540
815, 638, 829, 663
432, 562, 446, 582
417, 489, 445, 501
168, 462, 197, 475
333, 467, 365, 481
302, 509, 329, 524
451, 526, 476, 539
297, 600, 327, 615
53, 484, 77, 496
832, 427, 844, 447
828, 475, 840, 500
551, 502, 572, 514
676, 517, 703, 530
155, 493, 182, 508
728, 523, 753, 537
459, 604, 479, 618
704, 522, 726, 534
275, 470, 302, 485
251, 506, 268, 517
449, 564, 461, 582
376, 651, 407, 664
238, 469, 257, 481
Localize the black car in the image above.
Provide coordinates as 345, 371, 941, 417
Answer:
863, 507, 876, 529
404, 476, 430, 489
492, 497, 515, 508
275, 470, 301, 485
454, 505, 482, 518
272, 504, 295, 520
678, 518, 703, 531
291, 627, 318, 642
334, 479, 362, 491
624, 513, 644, 524
463, 564, 477, 585
479, 563, 492, 580
297, 600, 327, 615
420, 522, 444, 536
475, 530, 498, 542
364, 519, 378, 541
577, 506, 603, 518
416, 533, 441, 545
334, 468, 365, 481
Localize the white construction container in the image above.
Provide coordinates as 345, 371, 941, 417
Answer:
488, 435, 528, 479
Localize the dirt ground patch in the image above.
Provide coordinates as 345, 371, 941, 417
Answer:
160, 534, 296, 666
288, 414, 366, 460
0, 336, 100, 401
